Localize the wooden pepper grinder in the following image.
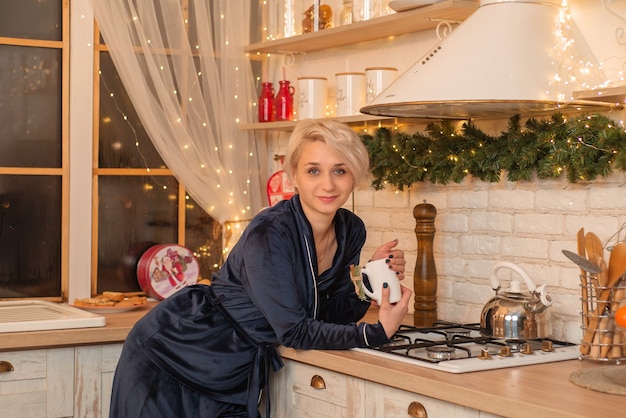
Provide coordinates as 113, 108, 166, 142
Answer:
413, 200, 437, 326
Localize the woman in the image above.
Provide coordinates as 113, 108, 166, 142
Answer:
110, 119, 412, 417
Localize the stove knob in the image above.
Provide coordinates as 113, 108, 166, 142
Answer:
407, 401, 427, 418
499, 346, 512, 357
521, 342, 534, 355
541, 340, 554, 352
478, 348, 492, 360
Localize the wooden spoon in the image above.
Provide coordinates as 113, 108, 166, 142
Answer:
585, 232, 604, 271
580, 256, 608, 355
602, 243, 626, 357
607, 243, 626, 288
581, 243, 626, 356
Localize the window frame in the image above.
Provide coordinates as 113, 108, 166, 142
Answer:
0, 2, 69, 302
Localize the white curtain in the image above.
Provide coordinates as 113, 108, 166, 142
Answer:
90, 0, 266, 225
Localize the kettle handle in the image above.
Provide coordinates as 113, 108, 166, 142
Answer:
489, 261, 536, 293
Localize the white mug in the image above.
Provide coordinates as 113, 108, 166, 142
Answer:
360, 259, 401, 304
297, 77, 327, 119
335, 72, 366, 117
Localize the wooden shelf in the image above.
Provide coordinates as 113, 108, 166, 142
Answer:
244, 0, 479, 55
240, 114, 420, 131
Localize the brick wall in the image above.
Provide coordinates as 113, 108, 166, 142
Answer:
356, 171, 626, 343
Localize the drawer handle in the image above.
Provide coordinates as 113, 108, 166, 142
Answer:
310, 374, 326, 389
407, 401, 427, 418
0, 361, 14, 373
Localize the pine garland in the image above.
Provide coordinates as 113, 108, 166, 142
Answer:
361, 113, 626, 190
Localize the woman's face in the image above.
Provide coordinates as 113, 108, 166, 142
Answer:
292, 140, 354, 219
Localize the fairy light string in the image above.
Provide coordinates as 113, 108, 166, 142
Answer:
362, 113, 626, 190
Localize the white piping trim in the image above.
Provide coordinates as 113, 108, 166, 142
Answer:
303, 235, 319, 319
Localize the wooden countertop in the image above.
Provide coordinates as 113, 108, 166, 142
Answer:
1, 303, 624, 417
0, 301, 156, 352
278, 347, 625, 418
278, 310, 626, 418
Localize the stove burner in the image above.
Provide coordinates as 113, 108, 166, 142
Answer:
444, 328, 472, 339
361, 322, 578, 373
505, 339, 527, 351
426, 346, 456, 360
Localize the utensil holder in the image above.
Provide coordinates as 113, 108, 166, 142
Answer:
580, 272, 626, 362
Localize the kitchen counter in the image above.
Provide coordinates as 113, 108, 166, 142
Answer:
1, 303, 623, 417
278, 347, 625, 418
0, 301, 157, 352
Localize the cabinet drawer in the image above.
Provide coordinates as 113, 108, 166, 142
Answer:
0, 350, 47, 381
0, 348, 74, 418
365, 380, 484, 418
291, 362, 349, 406
287, 360, 365, 417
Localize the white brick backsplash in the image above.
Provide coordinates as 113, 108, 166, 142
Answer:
446, 190, 488, 209
410, 190, 447, 210
352, 170, 626, 342
450, 281, 493, 305
463, 258, 497, 281
436, 236, 460, 257
488, 189, 535, 210
352, 187, 374, 207
358, 210, 391, 229
373, 188, 410, 208
589, 186, 626, 209
390, 211, 416, 230
469, 211, 512, 233
554, 292, 584, 318
439, 213, 469, 233
564, 215, 622, 239
500, 236, 548, 258
436, 255, 464, 278
513, 213, 563, 235
535, 189, 587, 211
459, 234, 500, 255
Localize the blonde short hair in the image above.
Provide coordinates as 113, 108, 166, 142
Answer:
284, 119, 370, 187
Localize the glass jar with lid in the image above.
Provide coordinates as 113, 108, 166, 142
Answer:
301, 1, 335, 33
340, 0, 353, 26
352, 0, 381, 22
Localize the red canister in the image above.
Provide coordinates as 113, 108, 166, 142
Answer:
136, 244, 199, 300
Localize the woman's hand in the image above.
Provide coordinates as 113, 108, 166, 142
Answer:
370, 239, 406, 281
377, 283, 412, 339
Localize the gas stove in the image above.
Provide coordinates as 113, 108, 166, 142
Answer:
353, 321, 580, 373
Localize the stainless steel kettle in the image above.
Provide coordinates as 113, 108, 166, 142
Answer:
480, 261, 553, 339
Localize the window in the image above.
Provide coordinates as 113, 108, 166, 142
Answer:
0, 0, 66, 299
94, 19, 222, 294
0, 0, 222, 300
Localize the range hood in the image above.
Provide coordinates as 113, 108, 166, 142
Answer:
361, 0, 619, 120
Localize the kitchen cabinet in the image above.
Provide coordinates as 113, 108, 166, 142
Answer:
363, 380, 502, 418
270, 359, 366, 417
75, 343, 123, 418
270, 358, 496, 418
0, 343, 123, 418
243, 0, 479, 131
0, 348, 74, 418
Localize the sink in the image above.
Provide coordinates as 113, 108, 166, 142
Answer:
0, 300, 106, 333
